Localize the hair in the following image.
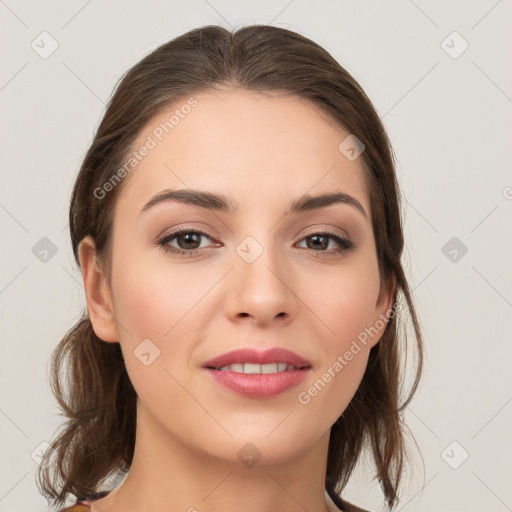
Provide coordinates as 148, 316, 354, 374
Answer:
37, 24, 423, 511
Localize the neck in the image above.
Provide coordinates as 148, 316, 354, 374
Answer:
92, 400, 335, 512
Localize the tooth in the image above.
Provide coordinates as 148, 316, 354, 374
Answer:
215, 362, 297, 373
243, 363, 261, 374
261, 363, 278, 374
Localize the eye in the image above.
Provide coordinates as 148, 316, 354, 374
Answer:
156, 227, 354, 257
157, 228, 216, 257
295, 228, 354, 255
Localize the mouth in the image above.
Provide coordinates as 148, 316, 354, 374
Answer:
207, 362, 308, 373
201, 347, 312, 372
201, 347, 312, 398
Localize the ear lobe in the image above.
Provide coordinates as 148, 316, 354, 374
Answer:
368, 275, 397, 349
379, 274, 396, 315
78, 235, 119, 343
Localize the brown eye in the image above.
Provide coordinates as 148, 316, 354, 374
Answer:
297, 230, 354, 255
157, 229, 214, 256
174, 232, 203, 250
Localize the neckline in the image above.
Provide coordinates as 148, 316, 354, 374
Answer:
78, 489, 347, 511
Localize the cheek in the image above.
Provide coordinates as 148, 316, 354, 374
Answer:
311, 262, 381, 349
112, 252, 210, 340
110, 268, 202, 408
110, 258, 219, 389
297, 264, 380, 420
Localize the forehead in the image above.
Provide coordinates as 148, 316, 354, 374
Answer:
117, 87, 370, 217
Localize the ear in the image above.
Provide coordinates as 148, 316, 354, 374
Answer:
367, 274, 396, 349
78, 235, 119, 342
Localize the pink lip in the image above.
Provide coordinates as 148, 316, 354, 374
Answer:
201, 347, 312, 369
201, 347, 312, 399
203, 368, 310, 398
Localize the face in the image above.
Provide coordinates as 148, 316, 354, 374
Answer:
82, 87, 392, 466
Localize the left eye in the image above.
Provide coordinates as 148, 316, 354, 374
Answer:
299, 231, 354, 254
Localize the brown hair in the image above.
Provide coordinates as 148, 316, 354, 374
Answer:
37, 24, 423, 511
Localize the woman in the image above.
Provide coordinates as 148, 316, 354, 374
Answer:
37, 24, 423, 512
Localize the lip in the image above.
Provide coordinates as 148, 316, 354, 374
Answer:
203, 367, 310, 398
201, 347, 312, 399
201, 347, 312, 369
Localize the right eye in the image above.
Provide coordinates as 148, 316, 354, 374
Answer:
156, 228, 218, 256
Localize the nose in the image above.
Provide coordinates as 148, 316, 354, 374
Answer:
224, 240, 299, 326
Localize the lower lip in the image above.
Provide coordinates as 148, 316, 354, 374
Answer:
203, 368, 310, 398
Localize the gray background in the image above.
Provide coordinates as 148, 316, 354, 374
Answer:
1, 1, 511, 511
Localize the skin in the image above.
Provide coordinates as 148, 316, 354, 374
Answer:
79, 87, 393, 512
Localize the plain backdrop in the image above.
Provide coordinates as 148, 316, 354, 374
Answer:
0, 1, 511, 511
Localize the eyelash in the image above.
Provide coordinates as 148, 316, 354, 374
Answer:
156, 227, 355, 258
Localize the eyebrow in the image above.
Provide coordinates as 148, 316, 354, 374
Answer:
139, 188, 367, 218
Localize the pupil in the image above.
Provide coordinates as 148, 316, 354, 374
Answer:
180, 233, 200, 249
309, 235, 327, 250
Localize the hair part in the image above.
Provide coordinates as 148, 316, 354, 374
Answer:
37, 24, 423, 511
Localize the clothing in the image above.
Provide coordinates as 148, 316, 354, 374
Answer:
58, 491, 109, 511
58, 489, 370, 512
326, 489, 370, 512
58, 504, 89, 512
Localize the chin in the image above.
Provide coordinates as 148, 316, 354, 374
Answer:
208, 428, 319, 468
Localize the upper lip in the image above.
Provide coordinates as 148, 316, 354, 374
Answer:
202, 347, 312, 369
